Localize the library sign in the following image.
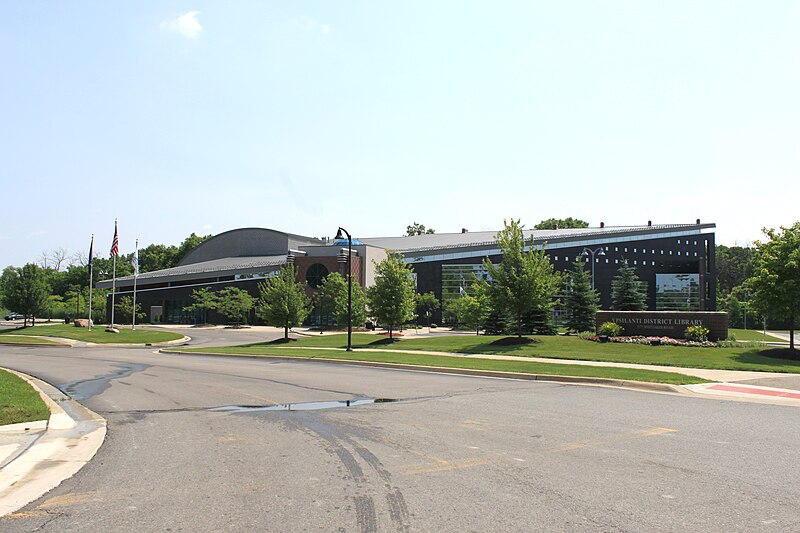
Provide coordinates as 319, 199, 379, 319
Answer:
595, 311, 728, 341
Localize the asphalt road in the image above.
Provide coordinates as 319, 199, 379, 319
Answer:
1, 331, 800, 532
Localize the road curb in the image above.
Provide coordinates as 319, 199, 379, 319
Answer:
161, 349, 685, 394
0, 337, 72, 347
0, 369, 106, 518
78, 335, 192, 347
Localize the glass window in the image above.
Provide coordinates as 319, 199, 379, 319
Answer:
305, 263, 329, 289
441, 264, 488, 304
656, 273, 700, 311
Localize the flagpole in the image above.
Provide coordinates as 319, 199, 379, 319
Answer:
132, 239, 138, 330
88, 234, 94, 331
110, 219, 118, 328
111, 253, 117, 327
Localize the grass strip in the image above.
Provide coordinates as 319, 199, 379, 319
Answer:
173, 346, 707, 385
0, 370, 50, 425
238, 333, 800, 373
728, 328, 787, 342
0, 335, 64, 346
0, 324, 183, 344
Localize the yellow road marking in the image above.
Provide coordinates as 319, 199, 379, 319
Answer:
38, 491, 104, 509
403, 457, 493, 475
547, 427, 678, 453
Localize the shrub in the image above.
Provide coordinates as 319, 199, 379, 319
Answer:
685, 325, 709, 342
598, 322, 623, 337
576, 331, 595, 340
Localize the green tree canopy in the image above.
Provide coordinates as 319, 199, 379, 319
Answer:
445, 276, 491, 335
183, 287, 219, 324
483, 219, 562, 337
317, 272, 367, 330
1, 264, 50, 326
216, 286, 256, 326
257, 265, 311, 339
748, 222, 800, 353
534, 217, 589, 230
716, 244, 758, 296
406, 223, 435, 236
114, 295, 146, 324
564, 261, 600, 333
415, 292, 440, 330
367, 252, 416, 339
611, 261, 648, 311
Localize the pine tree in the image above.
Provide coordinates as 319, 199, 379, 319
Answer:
611, 261, 648, 311
257, 265, 311, 339
564, 261, 600, 333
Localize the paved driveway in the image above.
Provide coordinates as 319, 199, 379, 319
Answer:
2, 331, 800, 531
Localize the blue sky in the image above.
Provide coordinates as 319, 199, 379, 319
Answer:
1, 1, 798, 267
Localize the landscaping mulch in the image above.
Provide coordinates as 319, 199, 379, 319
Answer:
489, 337, 541, 346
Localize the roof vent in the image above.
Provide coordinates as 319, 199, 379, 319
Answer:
461, 228, 468, 233
647, 220, 652, 226
600, 222, 605, 228
696, 218, 701, 224
553, 224, 558, 230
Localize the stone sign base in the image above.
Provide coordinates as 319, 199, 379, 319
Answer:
596, 311, 728, 341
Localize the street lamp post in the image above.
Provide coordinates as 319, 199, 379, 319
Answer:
335, 227, 353, 352
580, 247, 606, 290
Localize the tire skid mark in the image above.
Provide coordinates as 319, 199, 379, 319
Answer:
287, 413, 412, 532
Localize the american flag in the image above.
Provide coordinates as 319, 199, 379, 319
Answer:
110, 221, 119, 257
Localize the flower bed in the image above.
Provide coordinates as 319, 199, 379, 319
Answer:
584, 335, 718, 348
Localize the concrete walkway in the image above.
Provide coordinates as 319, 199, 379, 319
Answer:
0, 370, 106, 518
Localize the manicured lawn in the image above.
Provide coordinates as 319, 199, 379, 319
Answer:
0, 370, 50, 425
173, 345, 706, 385
234, 333, 800, 373
728, 328, 786, 342
0, 335, 65, 346
0, 324, 183, 344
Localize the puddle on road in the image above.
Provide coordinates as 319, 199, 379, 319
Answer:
209, 398, 397, 413
60, 363, 150, 401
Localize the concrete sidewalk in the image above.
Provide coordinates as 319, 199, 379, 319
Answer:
0, 370, 106, 518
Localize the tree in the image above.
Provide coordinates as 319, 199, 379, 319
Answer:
138, 243, 179, 273
415, 292, 440, 331
748, 222, 800, 353
563, 261, 600, 333
183, 287, 219, 324
534, 218, 589, 230
257, 265, 311, 339
611, 261, 648, 311
114, 295, 145, 324
483, 219, 562, 337
406, 223, 435, 236
176, 233, 213, 263
367, 252, 416, 339
216, 286, 256, 326
317, 272, 367, 330
454, 277, 491, 335
716, 244, 758, 296
1, 264, 50, 326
